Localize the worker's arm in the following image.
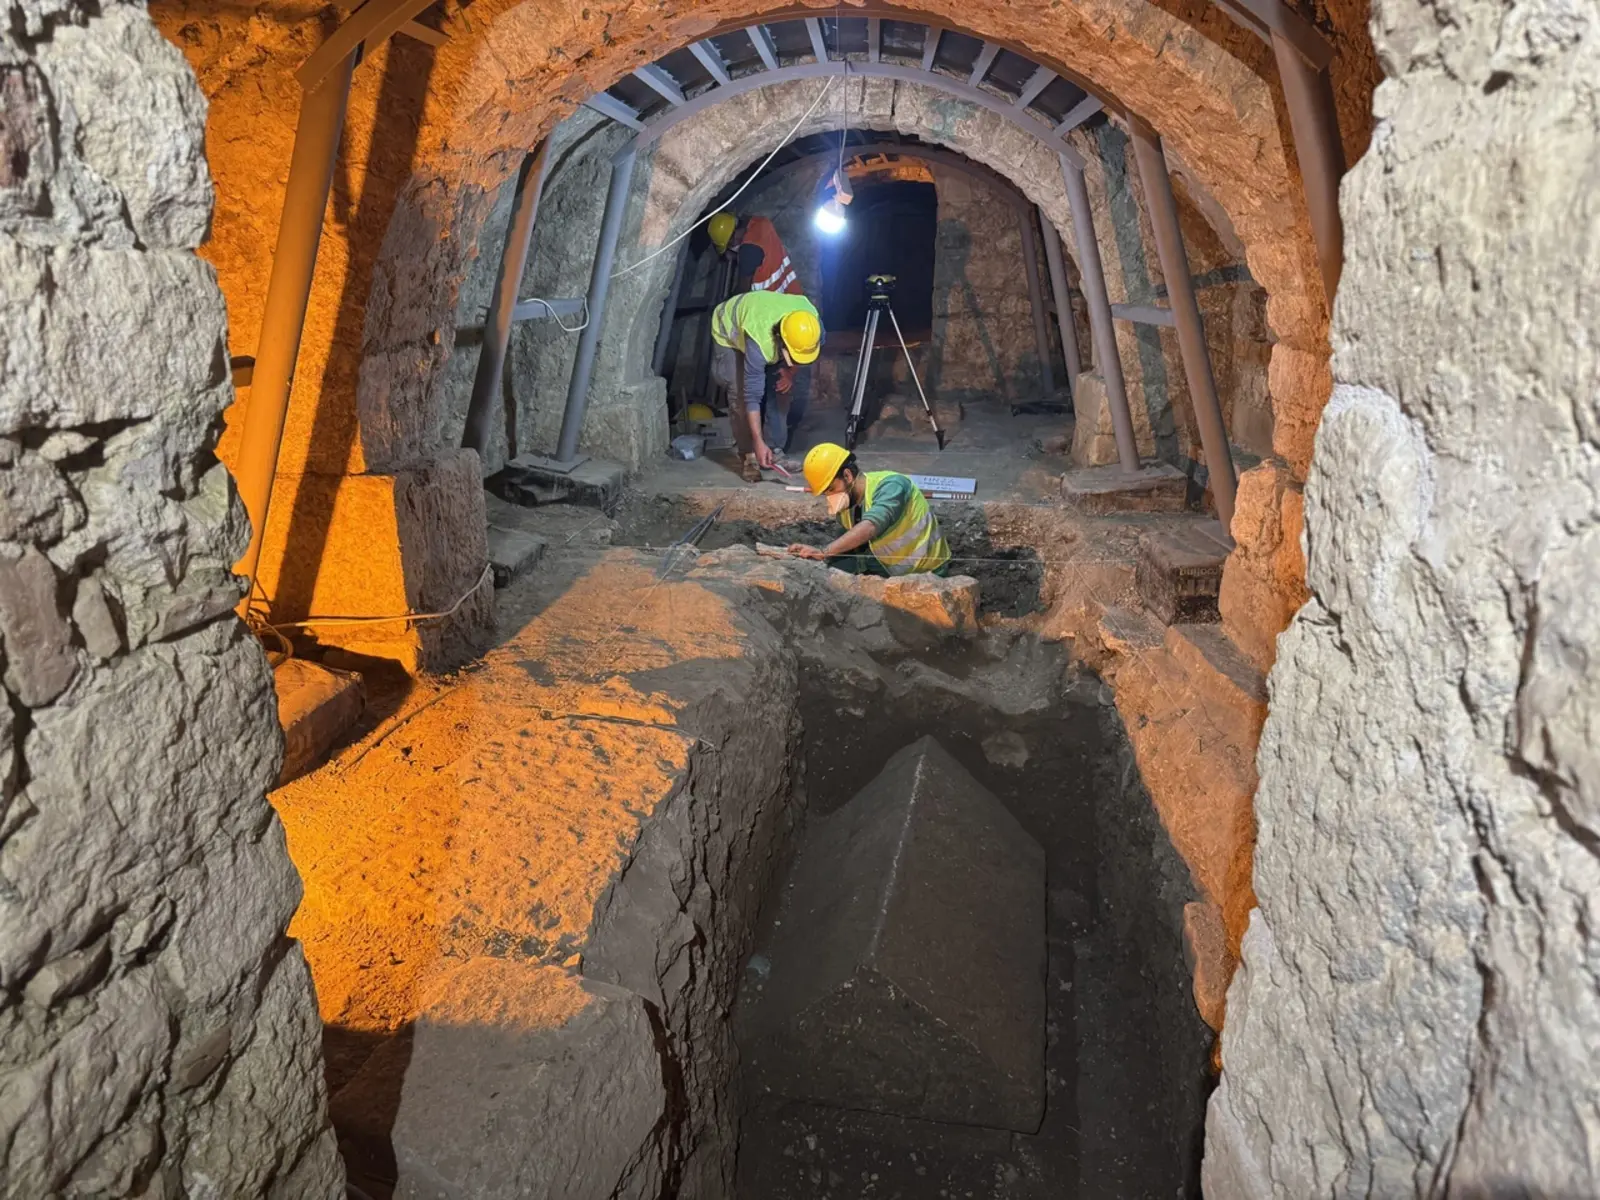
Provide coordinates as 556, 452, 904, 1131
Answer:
787, 519, 875, 561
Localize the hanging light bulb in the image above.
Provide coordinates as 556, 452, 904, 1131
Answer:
812, 165, 853, 235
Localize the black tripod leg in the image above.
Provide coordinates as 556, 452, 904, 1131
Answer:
886, 306, 945, 450
845, 308, 878, 449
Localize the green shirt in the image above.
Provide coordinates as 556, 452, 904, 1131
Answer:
851, 472, 913, 535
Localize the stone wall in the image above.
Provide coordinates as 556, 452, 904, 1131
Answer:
0, 1, 340, 1194
1205, 0, 1600, 1192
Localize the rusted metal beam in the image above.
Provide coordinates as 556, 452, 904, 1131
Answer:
1061, 154, 1140, 471
233, 50, 358, 600
1128, 115, 1237, 529
462, 141, 551, 457
1273, 30, 1344, 301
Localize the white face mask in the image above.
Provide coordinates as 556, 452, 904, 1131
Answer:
825, 490, 851, 516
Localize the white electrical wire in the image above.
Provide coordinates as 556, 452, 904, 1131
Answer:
522, 296, 590, 333
265, 563, 493, 631
609, 74, 840, 282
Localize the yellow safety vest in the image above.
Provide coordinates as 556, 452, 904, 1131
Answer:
839, 472, 951, 576
711, 292, 819, 362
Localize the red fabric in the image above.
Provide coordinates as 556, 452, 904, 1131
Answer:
743, 217, 804, 295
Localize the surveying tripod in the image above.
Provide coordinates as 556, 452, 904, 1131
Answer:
843, 274, 947, 451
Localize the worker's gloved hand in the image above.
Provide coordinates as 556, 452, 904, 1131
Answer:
756, 441, 777, 469
787, 544, 826, 561
776, 366, 795, 395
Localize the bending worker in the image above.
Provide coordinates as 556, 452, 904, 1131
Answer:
788, 442, 951, 576
709, 211, 813, 455
710, 290, 823, 483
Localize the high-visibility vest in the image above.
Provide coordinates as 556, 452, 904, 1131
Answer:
744, 217, 802, 294
711, 292, 819, 362
839, 472, 951, 576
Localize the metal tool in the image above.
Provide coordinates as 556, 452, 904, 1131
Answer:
654, 502, 727, 579
843, 274, 946, 452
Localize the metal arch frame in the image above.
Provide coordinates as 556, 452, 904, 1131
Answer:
623, 60, 1091, 169
749, 141, 1036, 213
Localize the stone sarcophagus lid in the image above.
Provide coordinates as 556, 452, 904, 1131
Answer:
740, 736, 1046, 1132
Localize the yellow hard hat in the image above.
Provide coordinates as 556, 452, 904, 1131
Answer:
708, 212, 736, 254
803, 442, 852, 495
780, 309, 822, 365
685, 403, 715, 422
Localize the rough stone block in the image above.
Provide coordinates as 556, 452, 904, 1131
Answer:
498, 454, 627, 514
742, 736, 1046, 1132
1136, 520, 1232, 624
387, 959, 666, 1200
274, 658, 365, 786
826, 570, 982, 638
1165, 623, 1268, 749
1098, 603, 1166, 655
487, 524, 548, 587
1060, 462, 1189, 514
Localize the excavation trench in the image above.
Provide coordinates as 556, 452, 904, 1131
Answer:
287, 502, 1212, 1199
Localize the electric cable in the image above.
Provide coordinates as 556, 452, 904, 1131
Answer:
609, 75, 840, 282
263, 563, 493, 632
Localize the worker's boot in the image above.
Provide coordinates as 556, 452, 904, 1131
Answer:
740, 453, 763, 484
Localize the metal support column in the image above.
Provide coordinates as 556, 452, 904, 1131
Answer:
1060, 155, 1139, 472
1039, 211, 1082, 388
232, 49, 359, 602
651, 239, 691, 377
555, 145, 638, 463
1128, 115, 1237, 531
462, 140, 551, 456
1273, 32, 1345, 304
1018, 212, 1056, 396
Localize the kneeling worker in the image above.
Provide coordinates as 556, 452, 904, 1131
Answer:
787, 442, 951, 576
710, 290, 823, 482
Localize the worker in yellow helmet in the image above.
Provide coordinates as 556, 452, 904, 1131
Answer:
787, 443, 951, 576
710, 290, 823, 482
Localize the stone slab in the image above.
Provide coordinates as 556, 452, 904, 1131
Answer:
742, 736, 1046, 1132
1165, 622, 1269, 748
1060, 462, 1188, 514
274, 658, 365, 786
1136, 520, 1233, 624
486, 524, 548, 587
1098, 604, 1167, 655
496, 454, 627, 514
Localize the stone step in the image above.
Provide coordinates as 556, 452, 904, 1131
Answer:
1060, 461, 1189, 514
493, 454, 626, 514
1098, 604, 1166, 655
486, 524, 548, 587
274, 658, 365, 786
1135, 519, 1233, 624
1164, 622, 1269, 749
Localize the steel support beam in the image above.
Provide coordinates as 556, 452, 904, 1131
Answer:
920, 26, 941, 71
462, 141, 551, 456
755, 141, 1030, 212
1018, 212, 1056, 395
1061, 155, 1139, 472
1128, 116, 1237, 530
1040, 211, 1082, 387
652, 239, 691, 377
747, 24, 779, 70
969, 41, 1000, 85
584, 91, 644, 130
556, 146, 638, 463
1112, 302, 1176, 326
233, 50, 358, 598
805, 16, 828, 62
689, 40, 731, 85
1057, 95, 1102, 134
1015, 65, 1056, 109
634, 63, 686, 106
1273, 30, 1345, 302
631, 60, 1086, 168
868, 17, 882, 62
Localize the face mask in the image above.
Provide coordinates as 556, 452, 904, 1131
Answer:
825, 490, 851, 516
